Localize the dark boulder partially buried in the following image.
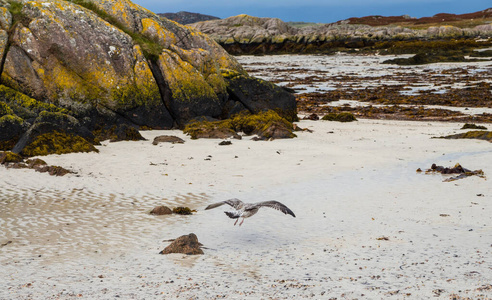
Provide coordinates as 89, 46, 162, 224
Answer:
152, 135, 185, 145
160, 233, 204, 255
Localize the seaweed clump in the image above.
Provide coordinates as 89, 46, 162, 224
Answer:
21, 131, 98, 157
440, 130, 492, 142
184, 110, 296, 140
461, 123, 487, 130
172, 207, 193, 215
183, 119, 238, 140
321, 112, 357, 122
421, 163, 485, 182
0, 151, 23, 164
93, 124, 146, 143
0, 152, 72, 176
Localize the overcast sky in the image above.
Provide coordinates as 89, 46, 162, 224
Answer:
132, 0, 489, 23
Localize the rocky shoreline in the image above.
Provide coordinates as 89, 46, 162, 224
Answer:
191, 13, 492, 56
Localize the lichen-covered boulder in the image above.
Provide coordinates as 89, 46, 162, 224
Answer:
0, 0, 297, 156
12, 111, 96, 155
3, 0, 171, 128
223, 71, 297, 122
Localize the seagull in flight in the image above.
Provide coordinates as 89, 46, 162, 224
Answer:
205, 198, 296, 226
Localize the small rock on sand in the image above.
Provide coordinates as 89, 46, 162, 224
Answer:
150, 206, 173, 215
160, 233, 204, 255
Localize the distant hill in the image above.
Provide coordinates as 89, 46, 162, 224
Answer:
158, 11, 219, 24
338, 8, 492, 27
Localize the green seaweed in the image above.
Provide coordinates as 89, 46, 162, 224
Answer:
183, 118, 235, 140
21, 130, 98, 157
440, 130, 492, 142
0, 151, 23, 164
231, 110, 294, 136
461, 123, 487, 130
172, 206, 193, 215
321, 112, 357, 122
183, 110, 296, 139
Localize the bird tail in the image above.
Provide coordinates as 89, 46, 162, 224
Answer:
224, 211, 240, 219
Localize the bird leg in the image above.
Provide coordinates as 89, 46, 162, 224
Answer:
234, 219, 239, 226
239, 218, 244, 226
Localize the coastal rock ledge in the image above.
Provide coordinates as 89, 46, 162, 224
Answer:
0, 0, 296, 156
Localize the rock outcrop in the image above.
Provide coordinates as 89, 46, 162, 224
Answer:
0, 0, 296, 156
158, 11, 219, 25
191, 13, 492, 55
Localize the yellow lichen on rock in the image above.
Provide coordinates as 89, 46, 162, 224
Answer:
131, 45, 161, 106
141, 18, 176, 48
158, 50, 218, 104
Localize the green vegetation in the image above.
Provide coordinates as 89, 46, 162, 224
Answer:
0, 85, 68, 118
183, 118, 236, 140
382, 51, 484, 65
321, 112, 357, 122
172, 206, 193, 215
21, 130, 98, 157
0, 101, 13, 117
183, 110, 296, 139
461, 123, 487, 130
67, 0, 163, 62
376, 39, 492, 65
0, 151, 23, 164
441, 130, 492, 142
231, 110, 294, 136
7, 0, 32, 28
374, 39, 492, 55
93, 124, 145, 143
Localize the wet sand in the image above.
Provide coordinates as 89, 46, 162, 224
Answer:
1, 119, 491, 299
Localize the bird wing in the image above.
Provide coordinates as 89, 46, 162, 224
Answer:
252, 201, 296, 217
205, 198, 244, 210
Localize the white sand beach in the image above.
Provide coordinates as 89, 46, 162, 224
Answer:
1, 119, 491, 299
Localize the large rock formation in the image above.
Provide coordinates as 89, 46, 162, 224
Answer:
191, 13, 492, 55
0, 0, 296, 156
158, 11, 219, 25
